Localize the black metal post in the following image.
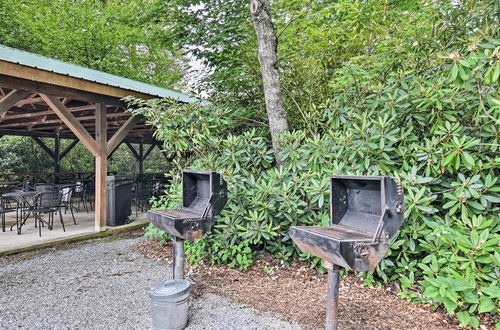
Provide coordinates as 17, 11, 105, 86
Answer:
172, 236, 185, 279
138, 138, 144, 176
325, 263, 341, 330
54, 133, 60, 183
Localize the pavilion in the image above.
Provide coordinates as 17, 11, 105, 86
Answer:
0, 44, 201, 232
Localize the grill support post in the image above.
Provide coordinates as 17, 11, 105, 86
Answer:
172, 236, 185, 279
325, 262, 341, 330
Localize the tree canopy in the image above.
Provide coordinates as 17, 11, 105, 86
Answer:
0, 0, 185, 88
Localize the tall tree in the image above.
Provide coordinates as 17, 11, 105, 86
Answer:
250, 0, 289, 166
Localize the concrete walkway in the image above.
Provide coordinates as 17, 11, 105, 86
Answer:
0, 211, 148, 255
0, 237, 299, 329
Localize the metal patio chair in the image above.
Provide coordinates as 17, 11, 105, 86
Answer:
0, 195, 16, 232
35, 183, 55, 192
60, 186, 77, 226
72, 181, 93, 213
132, 181, 153, 216
30, 190, 64, 237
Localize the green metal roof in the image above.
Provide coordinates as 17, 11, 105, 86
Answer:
0, 44, 201, 104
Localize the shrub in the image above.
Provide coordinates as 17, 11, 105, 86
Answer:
129, 37, 499, 328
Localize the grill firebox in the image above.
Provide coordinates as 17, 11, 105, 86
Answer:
148, 170, 227, 279
148, 170, 227, 241
290, 175, 404, 329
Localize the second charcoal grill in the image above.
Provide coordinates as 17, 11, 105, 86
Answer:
290, 175, 404, 330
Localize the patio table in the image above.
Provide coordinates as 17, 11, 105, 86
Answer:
1, 191, 38, 234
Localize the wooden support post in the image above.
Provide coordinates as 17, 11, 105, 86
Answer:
139, 138, 144, 176
155, 142, 175, 162
125, 142, 140, 160
95, 102, 107, 231
54, 133, 61, 183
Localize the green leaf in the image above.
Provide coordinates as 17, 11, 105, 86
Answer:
443, 298, 457, 314
478, 297, 495, 313
456, 311, 470, 326
450, 64, 459, 80
481, 286, 500, 298
462, 151, 475, 168
469, 316, 479, 329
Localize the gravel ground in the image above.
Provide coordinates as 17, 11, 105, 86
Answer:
0, 237, 297, 330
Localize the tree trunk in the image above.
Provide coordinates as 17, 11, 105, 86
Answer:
250, 0, 289, 166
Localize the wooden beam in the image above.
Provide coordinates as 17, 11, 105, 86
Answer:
27, 117, 145, 131
0, 111, 131, 128
125, 142, 140, 160
31, 136, 56, 160
107, 141, 122, 160
143, 143, 156, 160
15, 96, 43, 107
40, 94, 99, 156
0, 89, 31, 116
155, 142, 175, 162
95, 102, 107, 231
60, 139, 79, 159
0, 61, 159, 101
106, 115, 142, 156
0, 128, 74, 139
0, 104, 122, 122
0, 74, 126, 106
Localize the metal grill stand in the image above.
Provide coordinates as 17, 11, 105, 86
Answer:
173, 237, 185, 279
325, 262, 341, 330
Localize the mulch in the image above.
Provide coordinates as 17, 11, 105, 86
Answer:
133, 238, 498, 330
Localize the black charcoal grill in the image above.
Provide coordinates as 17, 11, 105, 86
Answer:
290, 175, 404, 329
148, 170, 227, 279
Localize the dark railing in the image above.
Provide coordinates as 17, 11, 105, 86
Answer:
0, 171, 117, 186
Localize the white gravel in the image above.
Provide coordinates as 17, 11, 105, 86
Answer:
0, 237, 299, 330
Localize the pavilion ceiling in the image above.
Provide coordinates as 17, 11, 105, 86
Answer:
0, 86, 156, 143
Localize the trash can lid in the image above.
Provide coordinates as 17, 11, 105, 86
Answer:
149, 280, 191, 300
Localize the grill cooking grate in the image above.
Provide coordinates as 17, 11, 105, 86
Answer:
155, 209, 201, 219
297, 225, 374, 242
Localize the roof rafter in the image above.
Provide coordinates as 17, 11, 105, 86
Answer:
0, 89, 31, 117
40, 94, 99, 156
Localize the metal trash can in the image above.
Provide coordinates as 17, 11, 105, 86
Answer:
149, 279, 191, 330
107, 175, 133, 226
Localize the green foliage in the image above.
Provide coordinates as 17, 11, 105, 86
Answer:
0, 136, 53, 174
0, 0, 186, 177
131, 33, 499, 328
0, 0, 185, 88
